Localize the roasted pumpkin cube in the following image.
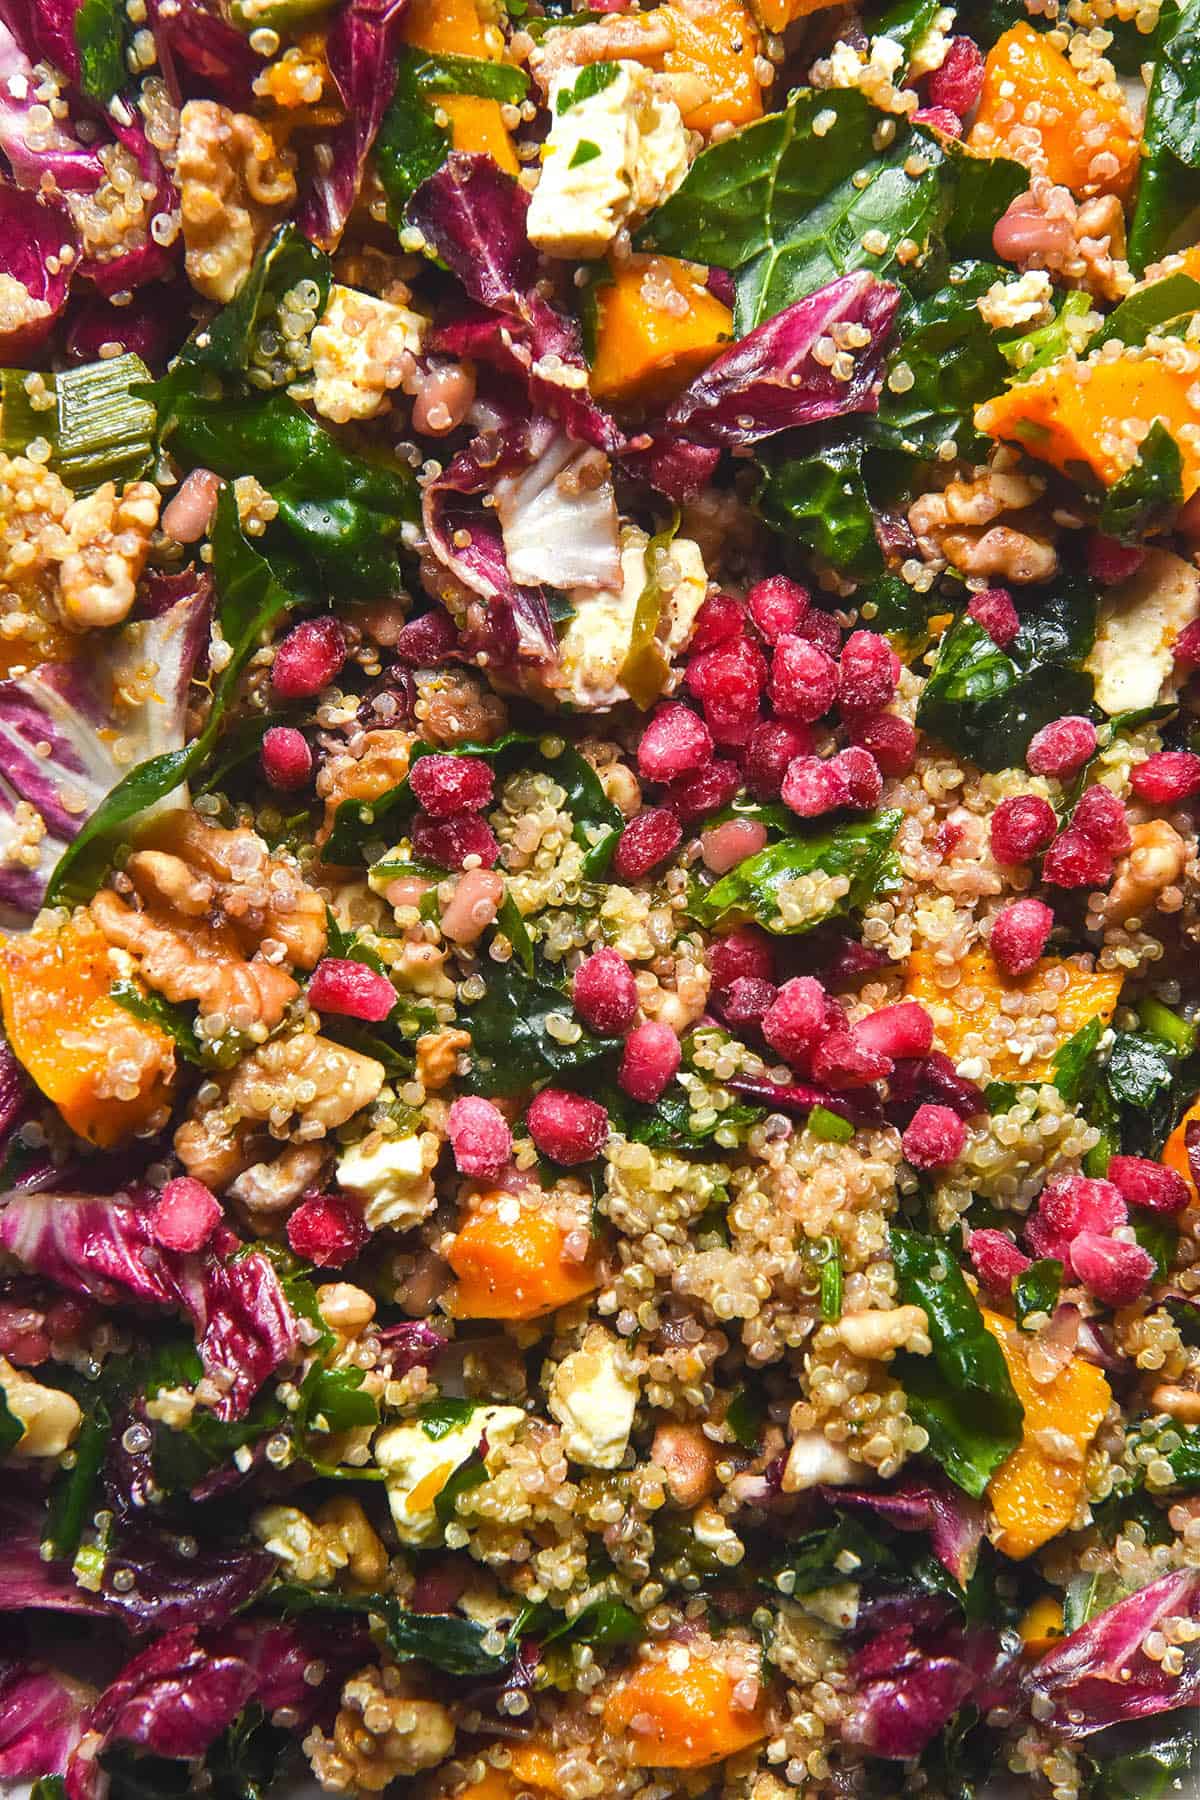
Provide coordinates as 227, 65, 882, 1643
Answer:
905, 946, 1122, 1081
591, 254, 733, 410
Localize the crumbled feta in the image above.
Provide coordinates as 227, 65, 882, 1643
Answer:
1084, 548, 1200, 714
528, 61, 688, 261
780, 1429, 859, 1493
977, 269, 1055, 332
551, 523, 708, 709
548, 1326, 639, 1469
252, 1503, 339, 1585
798, 1582, 860, 1629
310, 283, 426, 424
374, 1405, 526, 1544
336, 1131, 438, 1231
908, 5, 955, 77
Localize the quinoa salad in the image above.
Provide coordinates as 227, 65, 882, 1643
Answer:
5, 0, 1200, 1796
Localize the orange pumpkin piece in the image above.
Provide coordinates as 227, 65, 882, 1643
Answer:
982, 1308, 1111, 1560
591, 255, 733, 410
904, 946, 1123, 1081
466, 1748, 562, 1800
976, 343, 1200, 503
605, 1648, 768, 1768
446, 1193, 597, 1320
399, 0, 518, 173
1018, 1594, 1066, 1656
967, 23, 1139, 200
752, 0, 841, 30
664, 0, 762, 133
1162, 1095, 1200, 1196
0, 919, 175, 1148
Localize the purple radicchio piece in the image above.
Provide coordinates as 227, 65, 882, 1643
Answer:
727, 1074, 885, 1128
843, 1621, 1017, 1760
492, 415, 622, 594
1022, 1566, 1200, 1737
823, 1479, 986, 1588
663, 271, 900, 449
298, 0, 406, 250
66, 288, 174, 369
0, 184, 77, 364
412, 154, 621, 451
0, 582, 209, 925
0, 1659, 88, 1780
145, 0, 262, 108
376, 1318, 449, 1376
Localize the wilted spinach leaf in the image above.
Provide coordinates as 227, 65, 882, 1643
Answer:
1014, 1258, 1062, 1328
464, 958, 618, 1096
186, 224, 332, 378
1099, 420, 1184, 542
268, 1584, 508, 1675
690, 809, 901, 934
874, 263, 1010, 459
769, 1516, 900, 1594
1093, 271, 1200, 349
1129, 14, 1200, 270
1093, 1718, 1200, 1799
378, 49, 529, 220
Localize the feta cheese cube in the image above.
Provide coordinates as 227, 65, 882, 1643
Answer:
311, 283, 426, 424
1084, 548, 1200, 714
374, 1404, 526, 1544
336, 1131, 438, 1231
551, 523, 708, 709
548, 1326, 638, 1468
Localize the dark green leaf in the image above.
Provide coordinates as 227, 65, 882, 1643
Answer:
1133, 1216, 1178, 1283
1001, 290, 1097, 382
434, 1445, 488, 1528
875, 0, 944, 57
74, 0, 130, 106
726, 1386, 764, 1449
305, 1366, 379, 1434
859, 570, 944, 654
1053, 1018, 1104, 1107
268, 1584, 508, 1675
557, 60, 619, 111
891, 1227, 1024, 1497
417, 1396, 480, 1439
31, 1781, 68, 1800
930, 127, 1029, 264
417, 50, 527, 100
1014, 1258, 1062, 1328
111, 979, 209, 1067
1099, 420, 1184, 541
874, 263, 1010, 460
1128, 18, 1200, 270
771, 1517, 900, 1595
1095, 1719, 1200, 1799
187, 224, 331, 378
0, 1385, 22, 1454
464, 957, 617, 1096
496, 893, 535, 976
755, 427, 882, 579
1093, 271, 1200, 349
527, 1596, 645, 1651
621, 1082, 763, 1149
808, 1104, 854, 1143
1105, 1031, 1176, 1111
690, 810, 902, 935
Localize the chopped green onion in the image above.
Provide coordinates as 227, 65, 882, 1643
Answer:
819, 1246, 843, 1321
0, 353, 155, 490
808, 1103, 854, 1142
1138, 995, 1195, 1056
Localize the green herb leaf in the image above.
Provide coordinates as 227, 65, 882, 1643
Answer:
1014, 1258, 1062, 1328
874, 263, 1011, 460
1133, 1216, 1178, 1283
808, 1104, 855, 1144
1096, 1720, 1200, 1799
518, 1595, 645, 1652
690, 810, 902, 935
188, 224, 331, 378
569, 139, 602, 167
417, 1396, 480, 1439
464, 957, 618, 1096
1129, 16, 1200, 270
726, 1386, 764, 1449
1093, 271, 1200, 349
771, 1517, 900, 1594
1053, 1018, 1104, 1107
755, 426, 882, 580
111, 979, 209, 1067
891, 1227, 1024, 1497
496, 893, 535, 976
1001, 290, 1097, 381
74, 0, 130, 106
268, 1585, 508, 1675
1099, 420, 1184, 542
557, 60, 619, 112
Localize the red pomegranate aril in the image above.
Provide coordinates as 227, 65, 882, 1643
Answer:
795, 609, 842, 658
1026, 716, 1097, 780
1072, 785, 1131, 854
1068, 1230, 1155, 1308
1130, 750, 1200, 804
1106, 1154, 1191, 1216
619, 1020, 681, 1102
287, 1194, 368, 1268
1025, 1173, 1126, 1262
689, 591, 745, 653
834, 746, 882, 809
1041, 829, 1113, 889
272, 616, 347, 699
309, 957, 396, 1022
701, 818, 767, 873
990, 794, 1057, 864
782, 753, 851, 818
853, 1000, 934, 1060
745, 720, 815, 797
902, 1102, 967, 1168
710, 926, 775, 992
409, 754, 494, 817
969, 1227, 1031, 1297
846, 710, 918, 777
572, 948, 639, 1037
261, 726, 313, 791
967, 587, 1020, 648
662, 759, 741, 825
151, 1177, 221, 1253
637, 703, 714, 784
838, 630, 899, 713
447, 1096, 513, 1179
746, 574, 809, 643
411, 811, 500, 871
912, 103, 962, 135
1174, 618, 1200, 665
686, 635, 766, 708
762, 975, 827, 1064
927, 34, 985, 115
770, 635, 839, 724
613, 808, 682, 881
394, 608, 460, 665
526, 1088, 609, 1163
1087, 533, 1145, 585
812, 1029, 892, 1087
722, 975, 776, 1028
990, 897, 1054, 976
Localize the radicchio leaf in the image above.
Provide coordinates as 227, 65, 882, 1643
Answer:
145, 0, 261, 108
66, 289, 173, 369
0, 1660, 87, 1780
0, 583, 209, 924
824, 1479, 986, 1588
843, 1622, 1016, 1760
1023, 1567, 1200, 1737
298, 0, 406, 250
493, 418, 621, 593
0, 184, 76, 363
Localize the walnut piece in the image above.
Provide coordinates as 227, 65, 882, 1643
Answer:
1102, 819, 1190, 927
91, 889, 302, 1030
57, 481, 161, 630
0, 1355, 82, 1457
417, 670, 508, 747
908, 469, 1058, 584
252, 1496, 386, 1588
227, 1029, 386, 1134
227, 1142, 331, 1223
414, 1027, 469, 1091
305, 1665, 455, 1792
178, 100, 297, 302
318, 729, 414, 850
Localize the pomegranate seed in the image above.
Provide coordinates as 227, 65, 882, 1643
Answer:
261, 726, 313, 791
967, 588, 1019, 648
1174, 619, 1200, 665
782, 753, 851, 817
846, 710, 918, 776
990, 897, 1054, 976
795, 609, 842, 658
969, 1228, 1031, 1297
912, 103, 962, 135
411, 811, 500, 870
770, 635, 839, 724
1130, 750, 1200, 805
1041, 829, 1113, 889
1068, 1230, 1155, 1308
902, 1102, 967, 1168
936, 820, 964, 856
1106, 1155, 1191, 1216
619, 1020, 681, 1103
1025, 1173, 1126, 1262
446, 1095, 512, 1179
745, 720, 815, 797
812, 1028, 892, 1087
613, 808, 682, 881
722, 975, 776, 1029
662, 759, 742, 825
701, 818, 767, 873
637, 703, 713, 784
1026, 716, 1097, 780
762, 976, 828, 1064
747, 574, 809, 643
572, 948, 638, 1036
1073, 785, 1131, 854
990, 794, 1057, 864
834, 746, 882, 809
272, 616, 347, 699
686, 638, 767, 744
710, 927, 775, 992
394, 608, 460, 665
409, 754, 494, 817
1087, 533, 1145, 585
151, 1177, 221, 1253
927, 34, 985, 115
854, 1001, 934, 1060
287, 1193, 368, 1268
308, 957, 396, 1022
526, 1088, 609, 1164
690, 592, 745, 653
838, 630, 899, 713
